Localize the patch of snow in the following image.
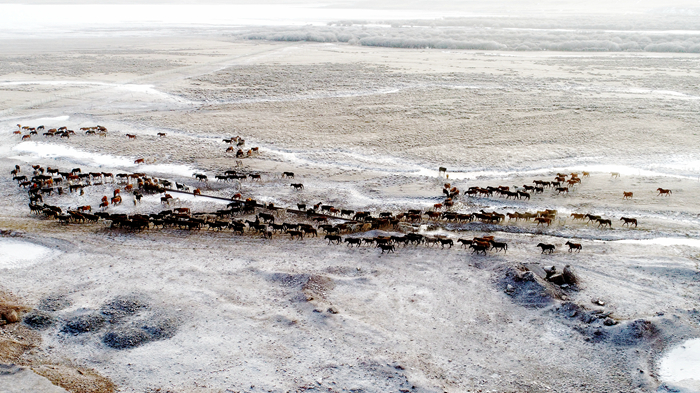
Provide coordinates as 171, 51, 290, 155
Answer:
0, 239, 61, 269
659, 338, 700, 393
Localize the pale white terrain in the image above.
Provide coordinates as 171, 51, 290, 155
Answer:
0, 14, 699, 393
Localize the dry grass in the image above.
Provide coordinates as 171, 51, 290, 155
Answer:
33, 364, 116, 393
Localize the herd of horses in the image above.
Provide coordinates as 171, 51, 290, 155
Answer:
10, 126, 675, 256
13, 124, 107, 139
13, 159, 664, 257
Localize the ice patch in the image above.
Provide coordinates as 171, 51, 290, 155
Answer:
141, 193, 230, 206
0, 81, 186, 103
615, 238, 700, 248
0, 239, 60, 269
658, 338, 700, 393
11, 142, 195, 177
23, 115, 70, 124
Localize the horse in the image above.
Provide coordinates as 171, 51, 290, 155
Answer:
597, 218, 612, 228
458, 239, 473, 248
126, 134, 137, 139
620, 217, 638, 227
556, 187, 569, 194
489, 240, 508, 254
21, 135, 31, 140
134, 158, 145, 164
194, 174, 208, 182
565, 241, 582, 253
302, 227, 318, 237
537, 243, 555, 254
258, 212, 275, 224
535, 217, 552, 226
193, 188, 201, 196
111, 196, 122, 205
623, 191, 633, 199
282, 172, 294, 178
324, 234, 340, 244
374, 244, 394, 254
611, 172, 620, 178
157, 132, 166, 137
657, 188, 672, 196
570, 213, 586, 221
77, 205, 91, 212
423, 237, 440, 247
585, 214, 601, 223
469, 243, 488, 255
439, 239, 454, 249
345, 238, 362, 247
290, 183, 304, 190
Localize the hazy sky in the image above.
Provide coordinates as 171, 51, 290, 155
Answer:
1, 0, 698, 15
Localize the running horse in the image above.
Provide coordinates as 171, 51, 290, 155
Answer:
623, 191, 633, 199
620, 217, 638, 227
537, 243, 555, 254
565, 241, 582, 253
657, 188, 672, 196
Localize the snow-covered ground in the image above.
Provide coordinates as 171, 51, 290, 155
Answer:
1, 38, 699, 392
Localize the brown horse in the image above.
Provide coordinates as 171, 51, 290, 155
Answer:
623, 191, 633, 199
620, 217, 638, 227
597, 218, 612, 228
535, 217, 552, 226
657, 188, 672, 196
126, 134, 137, 139
565, 241, 582, 252
134, 158, 145, 164
570, 213, 586, 221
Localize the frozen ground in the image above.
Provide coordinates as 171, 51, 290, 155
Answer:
1, 36, 699, 392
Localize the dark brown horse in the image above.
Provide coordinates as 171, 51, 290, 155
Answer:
565, 241, 582, 252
